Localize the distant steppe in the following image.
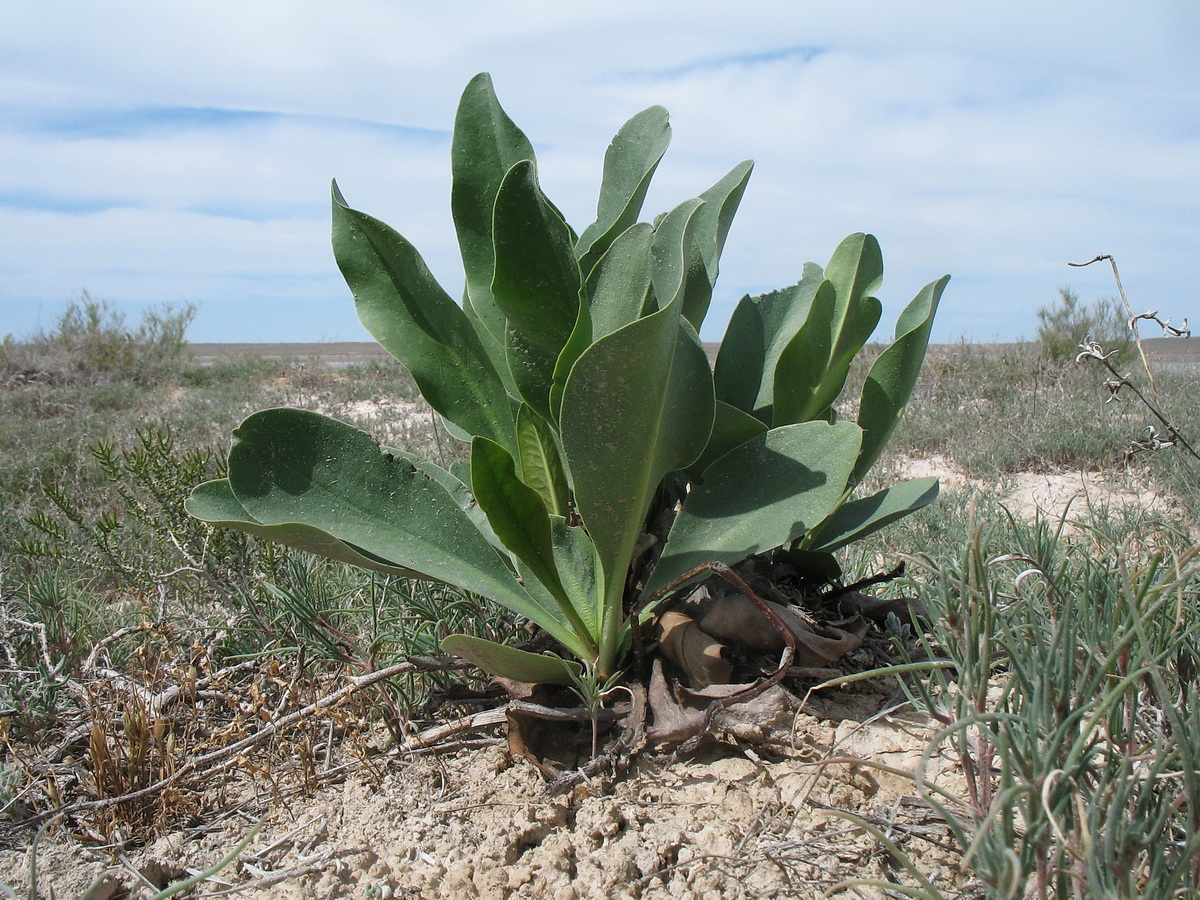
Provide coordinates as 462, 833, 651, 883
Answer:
189, 337, 1200, 369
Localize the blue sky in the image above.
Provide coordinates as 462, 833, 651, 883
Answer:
3, 1, 1199, 344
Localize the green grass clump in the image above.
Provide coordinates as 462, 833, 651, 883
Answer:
880, 508, 1200, 898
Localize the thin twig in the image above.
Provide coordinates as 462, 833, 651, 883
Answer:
826, 562, 906, 599
22, 655, 475, 825
1069, 254, 1158, 399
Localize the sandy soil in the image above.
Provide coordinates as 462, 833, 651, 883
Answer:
0, 679, 970, 899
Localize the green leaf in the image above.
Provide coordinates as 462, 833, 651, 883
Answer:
548, 292, 594, 423
807, 477, 940, 554
585, 222, 654, 340
694, 161, 753, 283
854, 276, 949, 481
561, 199, 715, 672
470, 436, 595, 653
331, 184, 516, 451
388, 449, 505, 554
491, 159, 583, 418
713, 264, 824, 421
492, 160, 582, 353
679, 161, 754, 329
551, 518, 605, 643
504, 326, 557, 422
462, 291, 517, 395
770, 279, 838, 425
451, 73, 536, 343
783, 548, 843, 583
226, 408, 585, 655
688, 400, 768, 479
564, 201, 712, 589
650, 198, 707, 314
576, 106, 672, 277
186, 478, 421, 578
647, 421, 862, 593
441, 634, 582, 685
515, 404, 570, 517
804, 233, 885, 417
563, 317, 714, 596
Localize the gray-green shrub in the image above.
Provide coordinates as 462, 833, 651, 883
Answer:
1036, 286, 1128, 363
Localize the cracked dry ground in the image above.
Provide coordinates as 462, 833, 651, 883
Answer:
0, 676, 971, 900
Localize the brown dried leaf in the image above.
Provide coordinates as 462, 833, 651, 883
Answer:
656, 610, 734, 689
645, 659, 707, 744
699, 594, 869, 666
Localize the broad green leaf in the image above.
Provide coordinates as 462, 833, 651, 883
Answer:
492, 160, 582, 353
825, 232, 884, 337
449, 460, 472, 486
576, 106, 671, 277
386, 448, 504, 555
441, 634, 582, 685
331, 184, 516, 451
712, 293, 767, 416
564, 201, 711, 590
854, 275, 949, 481
470, 436, 595, 653
562, 316, 715, 590
783, 548, 843, 583
646, 421, 862, 594
803, 233, 884, 417
451, 73, 536, 343
677, 241, 712, 332
651, 199, 711, 331
585, 222, 654, 340
807, 477, 940, 554
694, 161, 753, 283
186, 478, 421, 578
650, 198, 706, 313
562, 319, 714, 673
678, 160, 755, 329
551, 518, 605, 643
562, 199, 715, 671
548, 293, 594, 423
688, 400, 768, 479
771, 280, 837, 425
504, 326, 558, 421
515, 404, 569, 517
226, 408, 583, 654
713, 264, 824, 421
463, 291, 517, 395
492, 159, 583, 417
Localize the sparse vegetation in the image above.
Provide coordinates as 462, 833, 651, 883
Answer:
1036, 286, 1129, 363
1, 292, 196, 386
1, 312, 1198, 894
854, 508, 1200, 898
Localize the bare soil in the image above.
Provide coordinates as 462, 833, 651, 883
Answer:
0, 679, 970, 899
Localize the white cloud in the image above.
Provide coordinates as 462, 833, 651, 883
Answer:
2, 1, 1198, 345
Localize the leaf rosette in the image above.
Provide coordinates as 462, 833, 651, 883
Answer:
189, 73, 948, 688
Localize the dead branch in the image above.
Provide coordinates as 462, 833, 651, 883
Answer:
19, 655, 476, 826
